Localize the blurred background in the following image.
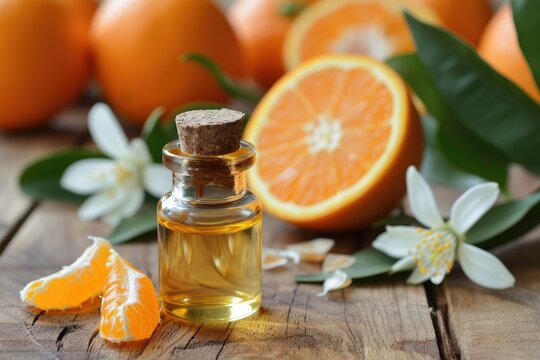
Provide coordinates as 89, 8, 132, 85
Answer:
0, 0, 517, 133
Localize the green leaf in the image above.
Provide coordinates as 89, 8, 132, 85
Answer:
279, 2, 307, 17
295, 248, 396, 282
109, 205, 157, 244
387, 54, 509, 188
182, 53, 264, 104
19, 149, 104, 203
406, 13, 540, 176
142, 107, 174, 163
512, 0, 540, 89
467, 191, 540, 246
420, 116, 484, 188
373, 214, 418, 228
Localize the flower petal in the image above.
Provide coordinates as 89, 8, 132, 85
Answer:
144, 164, 172, 198
430, 273, 446, 285
390, 256, 415, 273
458, 243, 515, 289
406, 166, 444, 228
372, 226, 422, 258
127, 138, 152, 165
322, 254, 356, 273
317, 270, 352, 296
450, 182, 499, 235
262, 253, 288, 270
77, 186, 130, 222
88, 103, 129, 159
406, 268, 431, 284
286, 238, 334, 262
60, 159, 116, 195
102, 186, 144, 226
263, 248, 300, 265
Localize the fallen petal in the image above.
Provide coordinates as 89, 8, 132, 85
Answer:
262, 254, 288, 270
263, 247, 301, 265
287, 238, 335, 262
317, 270, 352, 296
322, 254, 356, 273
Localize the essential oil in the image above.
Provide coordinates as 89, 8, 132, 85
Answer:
157, 109, 262, 323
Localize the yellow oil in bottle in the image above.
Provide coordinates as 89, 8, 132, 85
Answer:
158, 214, 262, 323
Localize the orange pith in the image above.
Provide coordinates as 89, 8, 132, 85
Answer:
245, 55, 423, 231
19, 237, 111, 310
99, 250, 160, 343
284, 0, 439, 69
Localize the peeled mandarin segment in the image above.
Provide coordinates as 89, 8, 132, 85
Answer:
286, 238, 335, 263
322, 254, 357, 273
99, 250, 160, 343
284, 0, 440, 69
19, 237, 111, 310
244, 55, 423, 231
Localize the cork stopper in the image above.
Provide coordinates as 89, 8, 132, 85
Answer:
175, 109, 245, 156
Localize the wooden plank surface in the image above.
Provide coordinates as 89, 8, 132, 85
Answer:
442, 231, 540, 360
2, 108, 540, 359
0, 201, 440, 359
439, 169, 540, 360
0, 107, 88, 246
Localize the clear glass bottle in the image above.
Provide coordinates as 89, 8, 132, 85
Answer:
157, 139, 262, 323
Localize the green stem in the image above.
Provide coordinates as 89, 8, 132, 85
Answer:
181, 53, 264, 105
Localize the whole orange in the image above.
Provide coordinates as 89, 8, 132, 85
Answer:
478, 4, 540, 103
91, 0, 244, 125
409, 0, 492, 45
57, 0, 97, 43
0, 0, 91, 130
228, 0, 314, 88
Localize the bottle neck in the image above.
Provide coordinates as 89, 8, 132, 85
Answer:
172, 171, 247, 204
162, 139, 256, 205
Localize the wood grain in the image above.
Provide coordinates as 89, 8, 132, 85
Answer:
442, 230, 540, 359
435, 168, 540, 360
0, 107, 88, 248
0, 203, 440, 359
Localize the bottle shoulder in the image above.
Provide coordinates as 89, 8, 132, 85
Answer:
158, 190, 262, 227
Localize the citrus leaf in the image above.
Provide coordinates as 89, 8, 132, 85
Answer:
406, 13, 540, 176
387, 54, 509, 188
279, 2, 307, 17
295, 248, 395, 282
19, 149, 104, 203
421, 116, 484, 188
512, 0, 540, 89
467, 191, 540, 246
109, 205, 157, 244
373, 214, 418, 228
182, 53, 263, 104
142, 107, 173, 163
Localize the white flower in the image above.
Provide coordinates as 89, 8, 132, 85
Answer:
373, 166, 515, 289
61, 103, 171, 226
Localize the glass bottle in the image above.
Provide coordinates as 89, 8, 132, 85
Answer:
157, 139, 262, 323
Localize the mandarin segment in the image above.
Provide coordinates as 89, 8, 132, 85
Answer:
19, 237, 111, 310
244, 55, 423, 230
98, 250, 160, 343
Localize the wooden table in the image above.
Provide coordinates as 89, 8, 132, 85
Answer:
1, 108, 540, 360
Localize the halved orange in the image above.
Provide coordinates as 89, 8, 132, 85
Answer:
99, 250, 160, 343
244, 55, 422, 231
284, 0, 439, 69
20, 237, 111, 310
